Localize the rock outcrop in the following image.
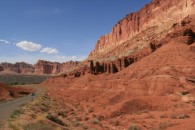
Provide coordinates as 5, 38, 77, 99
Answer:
88, 0, 195, 60
0, 62, 34, 74
34, 60, 80, 75
0, 60, 80, 75
0, 82, 32, 101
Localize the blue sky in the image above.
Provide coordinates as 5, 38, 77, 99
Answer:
0, 0, 151, 64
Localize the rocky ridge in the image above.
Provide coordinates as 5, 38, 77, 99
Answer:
88, 0, 195, 60
31, 0, 195, 129
34, 60, 80, 75
0, 60, 80, 75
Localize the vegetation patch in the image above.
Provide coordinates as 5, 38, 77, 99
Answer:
46, 114, 66, 126
23, 121, 54, 130
128, 124, 142, 130
10, 109, 24, 119
0, 75, 48, 84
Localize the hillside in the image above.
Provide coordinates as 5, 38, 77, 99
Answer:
41, 0, 195, 129
0, 82, 33, 101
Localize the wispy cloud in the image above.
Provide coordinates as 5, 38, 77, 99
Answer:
55, 55, 86, 61
41, 47, 58, 54
0, 54, 86, 64
16, 41, 42, 51
0, 39, 10, 44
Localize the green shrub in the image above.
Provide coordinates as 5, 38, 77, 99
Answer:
10, 109, 23, 119
23, 121, 54, 130
58, 111, 67, 118
39, 105, 49, 112
178, 114, 190, 119
46, 114, 66, 126
91, 118, 100, 125
158, 123, 173, 130
128, 124, 141, 130
30, 113, 37, 119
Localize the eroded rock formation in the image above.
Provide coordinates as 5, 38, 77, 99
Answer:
88, 0, 195, 60
34, 60, 80, 75
0, 62, 34, 74
0, 60, 80, 75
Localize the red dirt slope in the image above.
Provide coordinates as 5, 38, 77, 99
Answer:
43, 39, 195, 129
0, 83, 32, 101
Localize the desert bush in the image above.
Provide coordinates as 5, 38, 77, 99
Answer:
10, 109, 23, 119
0, 75, 48, 84
97, 115, 104, 121
8, 123, 20, 130
39, 105, 49, 112
84, 116, 89, 121
58, 111, 67, 118
76, 117, 82, 121
82, 124, 89, 129
171, 114, 190, 119
91, 118, 100, 125
178, 114, 190, 119
30, 113, 37, 119
74, 121, 82, 127
88, 107, 94, 113
159, 123, 173, 130
46, 114, 66, 126
192, 101, 195, 106
128, 124, 141, 130
23, 121, 54, 130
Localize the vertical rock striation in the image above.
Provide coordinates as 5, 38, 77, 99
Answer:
88, 0, 195, 59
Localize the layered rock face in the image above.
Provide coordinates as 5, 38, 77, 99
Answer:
0, 60, 80, 75
0, 62, 34, 74
88, 0, 195, 60
0, 82, 32, 101
34, 60, 80, 75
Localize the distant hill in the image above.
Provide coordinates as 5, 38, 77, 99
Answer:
0, 60, 80, 75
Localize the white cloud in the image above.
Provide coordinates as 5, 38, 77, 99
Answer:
0, 39, 10, 44
40, 47, 59, 54
0, 54, 86, 64
55, 55, 86, 61
16, 41, 42, 51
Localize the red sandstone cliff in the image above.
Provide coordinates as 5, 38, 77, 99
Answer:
0, 82, 32, 101
34, 60, 80, 75
0, 62, 34, 74
88, 0, 195, 60
0, 60, 80, 75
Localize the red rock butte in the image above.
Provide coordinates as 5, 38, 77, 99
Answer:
0, 60, 80, 75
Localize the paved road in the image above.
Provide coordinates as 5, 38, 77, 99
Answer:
0, 89, 42, 123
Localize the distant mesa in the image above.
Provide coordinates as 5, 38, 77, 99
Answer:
0, 60, 80, 75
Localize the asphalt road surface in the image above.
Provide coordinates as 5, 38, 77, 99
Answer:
0, 89, 41, 123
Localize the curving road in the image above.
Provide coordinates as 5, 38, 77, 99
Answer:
0, 89, 42, 125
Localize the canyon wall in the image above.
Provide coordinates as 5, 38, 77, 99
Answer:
88, 0, 195, 60
0, 62, 34, 74
0, 60, 80, 75
34, 60, 80, 75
